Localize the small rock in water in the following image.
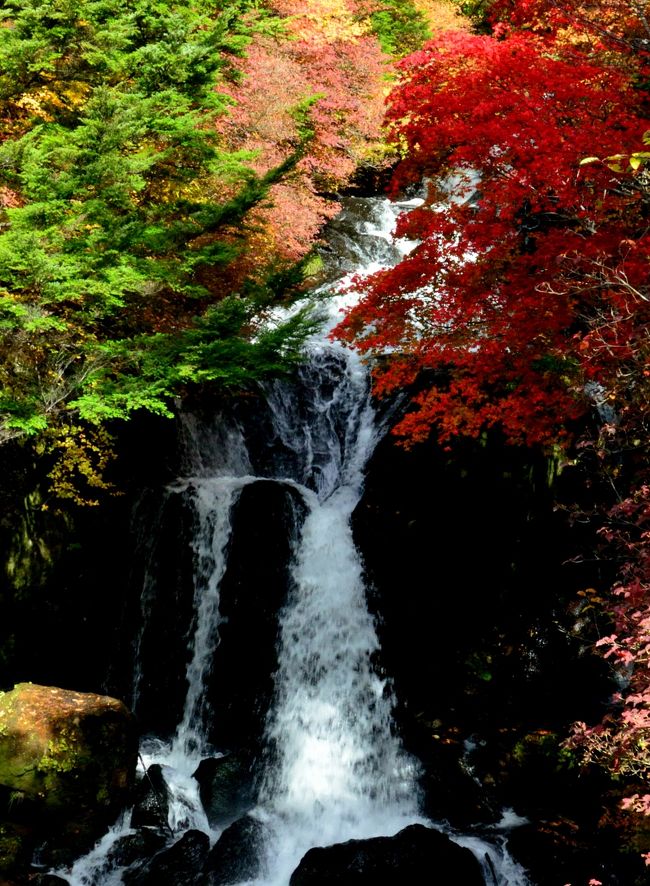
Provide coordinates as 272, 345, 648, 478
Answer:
131, 764, 170, 830
123, 829, 210, 886
289, 824, 484, 885
193, 752, 255, 827
202, 815, 267, 885
106, 827, 167, 869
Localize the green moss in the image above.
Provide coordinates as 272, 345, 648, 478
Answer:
0, 684, 135, 814
465, 650, 493, 683
95, 784, 110, 804
38, 733, 84, 775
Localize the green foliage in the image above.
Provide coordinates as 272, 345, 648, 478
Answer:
68, 298, 319, 423
0, 0, 317, 445
368, 0, 431, 57
291, 94, 326, 142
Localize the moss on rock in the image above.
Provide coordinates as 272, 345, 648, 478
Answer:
0, 683, 136, 818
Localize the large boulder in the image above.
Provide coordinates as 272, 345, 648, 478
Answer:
0, 682, 136, 869
289, 824, 484, 885
105, 827, 168, 870
0, 683, 136, 817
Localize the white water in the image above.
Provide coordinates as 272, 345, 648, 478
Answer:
173, 478, 238, 761
455, 833, 531, 886
60, 194, 529, 886
249, 345, 423, 886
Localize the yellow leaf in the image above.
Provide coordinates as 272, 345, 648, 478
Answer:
629, 152, 650, 170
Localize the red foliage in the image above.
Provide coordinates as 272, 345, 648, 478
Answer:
333, 26, 650, 448
565, 480, 650, 857
487, 0, 650, 67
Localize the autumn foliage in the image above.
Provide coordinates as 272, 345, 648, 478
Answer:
0, 0, 421, 446
334, 21, 649, 448
212, 0, 390, 287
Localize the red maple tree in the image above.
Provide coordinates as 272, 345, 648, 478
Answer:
334, 23, 649, 448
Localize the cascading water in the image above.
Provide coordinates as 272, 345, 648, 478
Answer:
59, 195, 529, 886
134, 420, 259, 837
249, 346, 423, 885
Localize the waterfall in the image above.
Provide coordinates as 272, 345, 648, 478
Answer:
249, 346, 422, 885
135, 420, 257, 835
59, 195, 530, 886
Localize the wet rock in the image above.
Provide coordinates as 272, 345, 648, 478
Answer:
418, 740, 500, 830
202, 815, 266, 885
0, 683, 136, 818
193, 752, 254, 827
206, 481, 304, 750
317, 196, 403, 280
123, 829, 210, 886
131, 764, 171, 831
106, 827, 168, 869
289, 824, 484, 885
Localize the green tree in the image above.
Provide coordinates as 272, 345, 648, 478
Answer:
0, 0, 314, 442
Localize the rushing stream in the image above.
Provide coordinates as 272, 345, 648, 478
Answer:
61, 195, 529, 885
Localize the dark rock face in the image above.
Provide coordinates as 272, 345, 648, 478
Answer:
131, 764, 171, 831
353, 432, 616, 840
202, 815, 267, 885
205, 481, 304, 751
0, 414, 177, 699
123, 829, 210, 886
193, 752, 255, 827
507, 822, 637, 886
288, 824, 484, 885
120, 489, 202, 737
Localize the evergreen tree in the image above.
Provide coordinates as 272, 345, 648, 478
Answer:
0, 0, 314, 441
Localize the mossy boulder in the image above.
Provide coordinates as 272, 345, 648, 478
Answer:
0, 683, 136, 820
